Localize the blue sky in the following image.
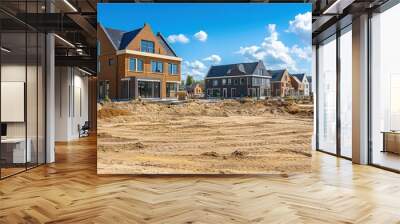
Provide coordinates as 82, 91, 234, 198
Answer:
98, 3, 312, 80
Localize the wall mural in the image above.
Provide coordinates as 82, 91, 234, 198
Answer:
97, 3, 313, 174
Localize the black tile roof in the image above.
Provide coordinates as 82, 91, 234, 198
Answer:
156, 33, 177, 57
206, 61, 270, 78
102, 25, 177, 57
268, 69, 286, 81
104, 27, 125, 50
119, 28, 142, 50
291, 73, 306, 81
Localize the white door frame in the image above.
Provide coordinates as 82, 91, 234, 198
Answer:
223, 88, 227, 98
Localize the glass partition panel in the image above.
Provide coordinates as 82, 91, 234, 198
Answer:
317, 35, 337, 154
27, 31, 38, 169
38, 32, 45, 165
1, 31, 27, 177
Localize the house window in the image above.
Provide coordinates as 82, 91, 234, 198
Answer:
240, 78, 245, 85
168, 63, 178, 75
97, 60, 100, 73
108, 58, 114, 66
129, 58, 136, 71
166, 82, 178, 97
151, 60, 163, 73
222, 79, 226, 85
137, 59, 144, 72
141, 40, 155, 53
98, 80, 110, 99
228, 79, 231, 85
97, 41, 101, 56
234, 79, 238, 85
212, 79, 218, 86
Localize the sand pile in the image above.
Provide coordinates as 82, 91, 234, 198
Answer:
98, 99, 313, 119
97, 107, 131, 119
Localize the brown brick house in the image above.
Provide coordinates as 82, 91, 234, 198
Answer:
291, 73, 310, 96
186, 83, 203, 97
97, 23, 182, 100
269, 69, 294, 97
289, 74, 303, 97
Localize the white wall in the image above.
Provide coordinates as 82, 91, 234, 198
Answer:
55, 67, 89, 141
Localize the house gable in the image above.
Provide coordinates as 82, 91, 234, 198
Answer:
125, 24, 170, 56
292, 73, 308, 84
281, 70, 290, 82
251, 61, 269, 76
97, 23, 119, 55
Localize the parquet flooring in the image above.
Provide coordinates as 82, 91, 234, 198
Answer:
1, 136, 400, 223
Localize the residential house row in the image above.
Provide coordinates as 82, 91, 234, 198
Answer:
97, 22, 310, 101
204, 61, 311, 99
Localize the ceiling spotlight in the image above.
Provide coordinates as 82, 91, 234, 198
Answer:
1, 47, 11, 53
63, 0, 78, 12
54, 34, 75, 48
78, 67, 93, 76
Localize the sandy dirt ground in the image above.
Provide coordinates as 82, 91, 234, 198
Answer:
97, 99, 313, 174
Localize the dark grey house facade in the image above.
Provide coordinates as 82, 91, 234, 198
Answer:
205, 61, 272, 98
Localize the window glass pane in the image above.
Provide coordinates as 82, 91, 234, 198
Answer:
141, 40, 154, 53
151, 61, 157, 72
169, 63, 177, 74
371, 4, 400, 171
318, 35, 337, 154
129, 58, 136, 71
340, 27, 352, 158
97, 41, 100, 55
157, 62, 163, 73
137, 59, 143, 72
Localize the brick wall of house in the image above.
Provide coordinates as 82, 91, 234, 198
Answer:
97, 23, 181, 99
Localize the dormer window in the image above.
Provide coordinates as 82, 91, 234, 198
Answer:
141, 40, 154, 53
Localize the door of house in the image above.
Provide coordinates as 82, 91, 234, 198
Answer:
231, 88, 236, 98
223, 88, 227, 98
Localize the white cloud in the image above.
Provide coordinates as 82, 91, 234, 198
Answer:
167, 34, 189, 44
194, 30, 208, 42
237, 46, 266, 61
203, 54, 222, 64
183, 60, 208, 79
287, 12, 312, 35
291, 45, 312, 61
237, 23, 298, 72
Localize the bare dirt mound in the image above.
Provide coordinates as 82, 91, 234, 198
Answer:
98, 107, 131, 119
97, 99, 313, 119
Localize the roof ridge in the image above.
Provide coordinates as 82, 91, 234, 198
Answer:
210, 61, 258, 68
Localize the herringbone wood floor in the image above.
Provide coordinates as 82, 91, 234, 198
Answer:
1, 136, 400, 224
